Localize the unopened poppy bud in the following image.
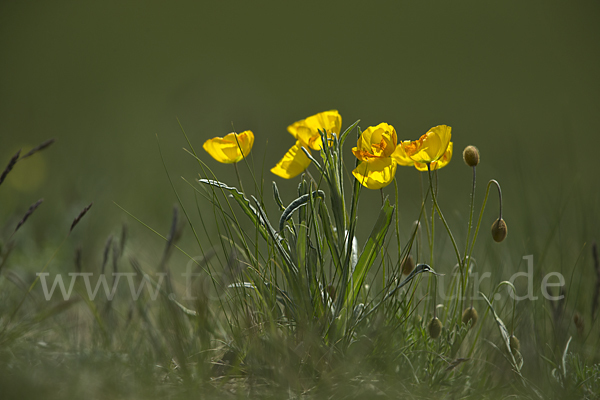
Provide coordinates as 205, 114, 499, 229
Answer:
491, 218, 508, 242
462, 306, 479, 328
462, 145, 480, 167
509, 334, 520, 354
401, 255, 415, 275
428, 317, 443, 339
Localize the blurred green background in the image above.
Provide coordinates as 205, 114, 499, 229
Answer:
1, 0, 598, 262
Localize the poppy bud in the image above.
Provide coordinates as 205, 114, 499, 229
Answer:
461, 306, 479, 328
401, 255, 415, 275
491, 218, 508, 242
428, 317, 443, 339
510, 335, 520, 354
462, 145, 480, 167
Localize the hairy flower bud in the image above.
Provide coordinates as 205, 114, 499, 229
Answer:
428, 317, 443, 339
462, 306, 479, 328
401, 255, 415, 275
491, 218, 508, 242
462, 145, 480, 167
510, 334, 520, 354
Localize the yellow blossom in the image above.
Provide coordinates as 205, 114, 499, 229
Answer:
393, 142, 453, 171
203, 130, 254, 164
393, 125, 453, 171
352, 123, 398, 189
414, 142, 453, 171
398, 125, 452, 164
271, 110, 341, 179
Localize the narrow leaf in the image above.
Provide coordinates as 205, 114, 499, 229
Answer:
339, 119, 360, 147
347, 198, 394, 306
279, 190, 325, 232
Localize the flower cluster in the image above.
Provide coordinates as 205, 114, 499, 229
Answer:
201, 110, 453, 190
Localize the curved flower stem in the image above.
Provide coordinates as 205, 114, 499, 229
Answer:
466, 179, 502, 262
460, 179, 502, 314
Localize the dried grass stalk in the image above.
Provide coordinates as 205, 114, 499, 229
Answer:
14, 198, 44, 234
20, 138, 56, 160
70, 202, 93, 232
0, 149, 21, 187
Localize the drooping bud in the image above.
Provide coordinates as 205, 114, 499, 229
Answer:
462, 145, 480, 167
461, 306, 479, 328
491, 218, 508, 242
509, 334, 520, 354
428, 317, 443, 339
401, 255, 415, 275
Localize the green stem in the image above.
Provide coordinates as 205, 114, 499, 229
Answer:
426, 165, 462, 266
466, 179, 502, 264
461, 179, 502, 315
459, 166, 477, 320
426, 164, 462, 322
463, 166, 476, 265
233, 162, 244, 194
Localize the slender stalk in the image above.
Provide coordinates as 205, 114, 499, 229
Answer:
233, 162, 244, 194
466, 180, 502, 264
459, 166, 477, 320
426, 164, 462, 266
461, 179, 503, 315
426, 164, 463, 323
463, 166, 477, 267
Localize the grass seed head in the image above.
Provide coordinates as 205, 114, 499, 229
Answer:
462, 306, 479, 328
491, 218, 508, 242
462, 145, 480, 167
0, 149, 21, 187
428, 317, 443, 339
70, 203, 93, 233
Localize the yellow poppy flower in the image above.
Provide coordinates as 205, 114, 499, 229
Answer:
393, 141, 453, 171
203, 130, 254, 164
352, 122, 398, 189
271, 110, 342, 179
269, 141, 312, 179
399, 125, 452, 164
414, 142, 453, 171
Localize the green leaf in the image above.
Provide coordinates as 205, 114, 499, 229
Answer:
339, 119, 360, 147
250, 196, 297, 275
481, 293, 521, 372
272, 181, 285, 211
199, 179, 268, 241
347, 197, 394, 306
318, 201, 342, 272
279, 190, 325, 232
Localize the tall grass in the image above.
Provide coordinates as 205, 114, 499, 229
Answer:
0, 123, 599, 399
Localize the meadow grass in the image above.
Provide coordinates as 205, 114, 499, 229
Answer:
1, 120, 599, 400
